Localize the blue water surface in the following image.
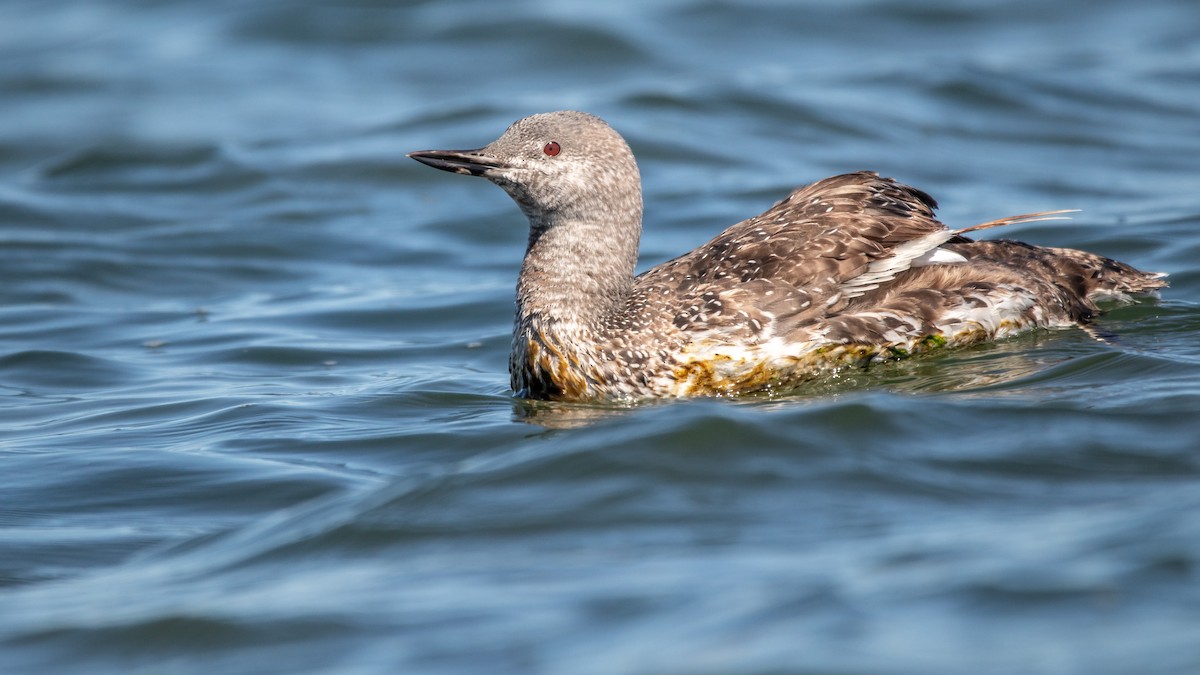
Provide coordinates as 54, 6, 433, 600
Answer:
2, 1, 1199, 673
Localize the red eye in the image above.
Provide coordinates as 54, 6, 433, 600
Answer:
543, 141, 561, 156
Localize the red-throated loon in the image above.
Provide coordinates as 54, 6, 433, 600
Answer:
409, 111, 1166, 401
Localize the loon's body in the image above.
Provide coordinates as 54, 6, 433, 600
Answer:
410, 111, 1166, 401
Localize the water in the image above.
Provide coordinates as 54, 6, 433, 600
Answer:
2, 0, 1199, 672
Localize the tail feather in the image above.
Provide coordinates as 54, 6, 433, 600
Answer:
949, 209, 1167, 299
953, 209, 1080, 236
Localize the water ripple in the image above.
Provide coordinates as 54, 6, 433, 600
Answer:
3, 0, 1199, 673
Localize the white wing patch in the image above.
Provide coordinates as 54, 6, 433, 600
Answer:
840, 230, 958, 299
912, 247, 967, 266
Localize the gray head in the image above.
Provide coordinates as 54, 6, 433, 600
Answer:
409, 111, 643, 229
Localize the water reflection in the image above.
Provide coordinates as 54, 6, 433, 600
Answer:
511, 397, 641, 429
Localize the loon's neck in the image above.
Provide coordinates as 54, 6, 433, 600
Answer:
515, 208, 642, 332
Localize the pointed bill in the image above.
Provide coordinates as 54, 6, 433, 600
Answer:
407, 148, 505, 177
